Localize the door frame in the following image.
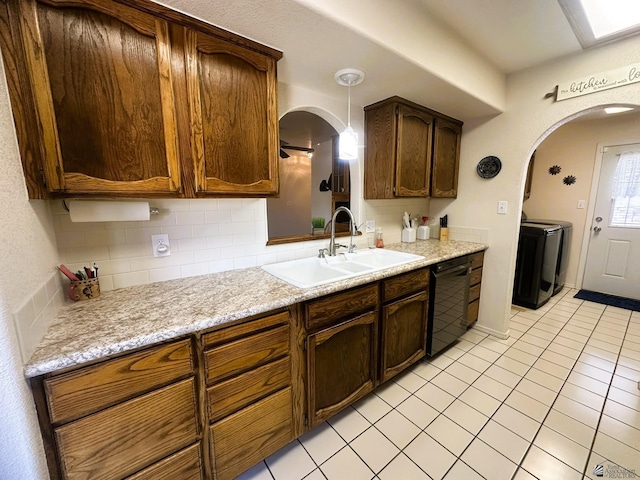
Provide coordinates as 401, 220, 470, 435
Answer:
576, 141, 639, 291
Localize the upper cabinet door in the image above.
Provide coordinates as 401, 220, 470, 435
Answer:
431, 118, 462, 198
185, 30, 279, 196
19, 0, 182, 196
395, 104, 433, 197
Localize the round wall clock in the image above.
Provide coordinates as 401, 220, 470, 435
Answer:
477, 156, 502, 178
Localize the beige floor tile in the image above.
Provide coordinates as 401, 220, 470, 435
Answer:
410, 360, 441, 381
458, 385, 501, 417
327, 406, 370, 443
461, 329, 488, 344
565, 370, 609, 397
543, 409, 596, 448
350, 426, 400, 474
593, 432, 640, 476
468, 344, 502, 363
457, 352, 492, 372
485, 364, 522, 388
378, 453, 430, 480
405, 432, 457, 480
503, 346, 539, 366
425, 414, 474, 456
375, 409, 421, 449
396, 395, 439, 429
302, 469, 325, 480
442, 346, 467, 361
414, 383, 456, 412
546, 341, 581, 360
236, 461, 273, 480
492, 404, 541, 441
516, 378, 558, 406
374, 380, 411, 407
429, 354, 455, 370
460, 438, 517, 480
495, 355, 530, 376
570, 361, 613, 383
603, 398, 640, 428
520, 333, 551, 349
552, 396, 601, 429
445, 361, 482, 384
472, 374, 512, 401
299, 422, 346, 465
505, 390, 550, 422
583, 344, 619, 363
540, 349, 577, 369
553, 335, 586, 353
431, 371, 469, 397
266, 441, 316, 480
478, 419, 531, 464
393, 370, 428, 393
533, 425, 590, 472
528, 327, 557, 341
521, 445, 582, 480
560, 382, 606, 411
353, 392, 392, 423
524, 367, 565, 392
610, 374, 640, 397
479, 337, 511, 354
443, 460, 484, 480
512, 339, 545, 357
533, 358, 571, 380
512, 467, 539, 479
319, 446, 374, 480
443, 398, 489, 434
615, 364, 640, 382
598, 415, 640, 450
579, 353, 617, 372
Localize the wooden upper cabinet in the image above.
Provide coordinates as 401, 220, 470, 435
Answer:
18, 0, 182, 196
185, 29, 279, 196
432, 117, 462, 198
364, 96, 463, 199
395, 104, 433, 197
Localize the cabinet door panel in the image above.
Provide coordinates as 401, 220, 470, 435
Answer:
380, 291, 428, 383
432, 118, 462, 198
126, 444, 202, 480
187, 30, 278, 195
19, 0, 182, 194
307, 312, 377, 427
395, 105, 433, 196
210, 388, 293, 480
55, 378, 198, 480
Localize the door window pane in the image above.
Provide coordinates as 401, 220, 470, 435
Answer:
611, 151, 640, 227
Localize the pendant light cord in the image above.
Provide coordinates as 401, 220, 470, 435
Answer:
347, 83, 352, 128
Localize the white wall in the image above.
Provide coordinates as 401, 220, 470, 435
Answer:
524, 112, 640, 289
429, 36, 640, 338
0, 55, 56, 478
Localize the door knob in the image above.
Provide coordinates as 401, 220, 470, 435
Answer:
593, 226, 602, 232
595, 217, 603, 222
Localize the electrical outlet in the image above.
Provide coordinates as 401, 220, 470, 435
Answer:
151, 233, 171, 257
577, 199, 586, 209
497, 200, 508, 214
365, 220, 376, 233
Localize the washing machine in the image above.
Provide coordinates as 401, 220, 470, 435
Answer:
526, 220, 572, 296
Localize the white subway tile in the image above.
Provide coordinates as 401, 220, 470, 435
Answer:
160, 225, 193, 239
178, 237, 208, 251
56, 214, 105, 232
205, 211, 231, 224
125, 227, 161, 244
243, 198, 263, 210
45, 273, 61, 300
112, 270, 150, 290
176, 211, 206, 225
181, 263, 209, 278
14, 300, 36, 327
97, 275, 114, 292
231, 209, 256, 223
256, 253, 279, 266
276, 250, 296, 262
150, 199, 191, 211
192, 224, 220, 237
109, 242, 148, 259
91, 258, 131, 276
220, 244, 266, 259
189, 199, 219, 211
217, 198, 245, 211
107, 221, 144, 230
232, 233, 256, 246
207, 235, 233, 248
130, 252, 194, 271
149, 266, 182, 283
208, 259, 234, 273
234, 256, 257, 269
85, 228, 127, 246
59, 245, 111, 263
32, 284, 48, 314
226, 222, 256, 235
194, 249, 221, 263
147, 213, 177, 227
56, 230, 87, 248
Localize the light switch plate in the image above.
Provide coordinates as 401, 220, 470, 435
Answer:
151, 233, 171, 257
577, 200, 586, 209
497, 200, 508, 214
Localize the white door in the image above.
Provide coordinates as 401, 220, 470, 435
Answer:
583, 144, 640, 300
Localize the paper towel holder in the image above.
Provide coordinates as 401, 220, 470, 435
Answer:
63, 200, 160, 222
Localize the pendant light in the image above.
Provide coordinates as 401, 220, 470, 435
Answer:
334, 68, 365, 161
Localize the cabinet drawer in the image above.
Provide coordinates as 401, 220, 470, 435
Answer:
469, 283, 481, 303
469, 266, 483, 286
471, 251, 484, 269
382, 268, 429, 302
45, 339, 193, 424
126, 444, 202, 480
305, 283, 378, 332
211, 387, 293, 480
205, 325, 289, 384
207, 357, 290, 422
202, 311, 289, 348
468, 300, 479, 325
55, 378, 199, 480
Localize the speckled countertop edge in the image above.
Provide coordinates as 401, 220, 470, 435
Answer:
25, 240, 487, 377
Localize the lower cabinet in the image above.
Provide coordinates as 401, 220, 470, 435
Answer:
467, 252, 484, 327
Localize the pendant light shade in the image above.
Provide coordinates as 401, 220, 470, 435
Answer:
334, 68, 365, 161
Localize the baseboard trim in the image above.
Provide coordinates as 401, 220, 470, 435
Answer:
473, 323, 510, 340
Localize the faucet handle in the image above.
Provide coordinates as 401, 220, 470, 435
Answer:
318, 248, 329, 258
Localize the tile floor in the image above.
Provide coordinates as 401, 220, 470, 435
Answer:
238, 289, 640, 480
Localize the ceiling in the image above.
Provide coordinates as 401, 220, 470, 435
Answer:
159, 0, 635, 122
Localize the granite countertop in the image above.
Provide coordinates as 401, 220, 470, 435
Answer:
25, 239, 487, 377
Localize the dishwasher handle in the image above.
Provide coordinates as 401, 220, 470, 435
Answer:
432, 263, 470, 278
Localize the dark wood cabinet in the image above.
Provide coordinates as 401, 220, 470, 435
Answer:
1, 0, 281, 199
380, 269, 429, 383
467, 252, 484, 327
304, 284, 379, 428
364, 96, 463, 199
524, 150, 536, 200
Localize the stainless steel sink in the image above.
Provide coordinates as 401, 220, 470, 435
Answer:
261, 249, 424, 288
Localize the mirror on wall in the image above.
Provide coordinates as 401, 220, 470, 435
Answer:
267, 111, 351, 244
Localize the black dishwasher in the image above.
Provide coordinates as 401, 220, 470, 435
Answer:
427, 255, 471, 357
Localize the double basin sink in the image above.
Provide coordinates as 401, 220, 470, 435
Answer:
262, 248, 424, 288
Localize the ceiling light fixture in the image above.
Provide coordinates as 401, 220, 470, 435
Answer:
334, 68, 365, 161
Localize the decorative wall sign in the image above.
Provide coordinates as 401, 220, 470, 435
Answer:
563, 175, 577, 186
477, 156, 502, 178
549, 165, 561, 175
555, 62, 640, 101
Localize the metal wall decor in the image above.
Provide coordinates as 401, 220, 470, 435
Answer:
549, 165, 561, 175
563, 175, 577, 186
477, 156, 502, 178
